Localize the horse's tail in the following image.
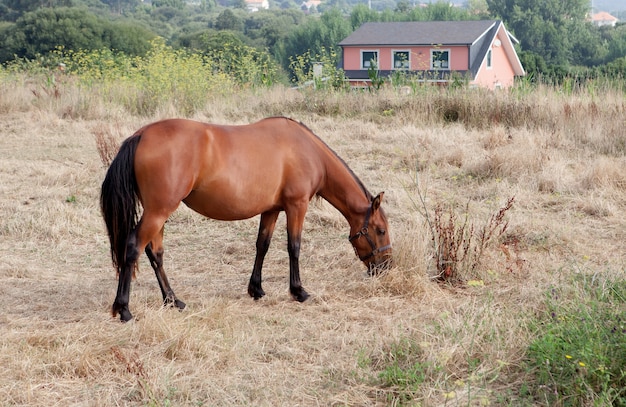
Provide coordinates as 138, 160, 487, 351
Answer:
100, 134, 142, 274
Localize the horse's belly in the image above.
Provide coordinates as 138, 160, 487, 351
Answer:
182, 186, 280, 221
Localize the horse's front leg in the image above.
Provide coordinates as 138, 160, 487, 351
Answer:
248, 211, 279, 299
286, 203, 310, 302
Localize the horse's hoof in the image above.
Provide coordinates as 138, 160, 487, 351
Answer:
119, 309, 133, 322
291, 288, 310, 303
164, 297, 186, 311
248, 286, 265, 300
112, 302, 133, 322
174, 299, 186, 310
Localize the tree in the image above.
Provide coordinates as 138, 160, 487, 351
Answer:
105, 20, 155, 56
0, 0, 75, 20
215, 8, 243, 31
423, 1, 468, 20
350, 4, 378, 29
152, 0, 185, 8
466, 0, 489, 18
0, 7, 105, 61
179, 29, 246, 52
0, 7, 154, 62
395, 0, 410, 13
407, 2, 473, 22
276, 8, 351, 72
604, 24, 626, 64
243, 9, 304, 51
486, 0, 590, 66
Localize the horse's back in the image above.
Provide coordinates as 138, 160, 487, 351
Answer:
133, 118, 326, 220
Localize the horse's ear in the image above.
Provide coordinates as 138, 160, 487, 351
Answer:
372, 192, 384, 212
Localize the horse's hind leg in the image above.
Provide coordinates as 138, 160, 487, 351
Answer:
112, 231, 139, 322
248, 211, 279, 300
112, 211, 176, 321
145, 225, 186, 311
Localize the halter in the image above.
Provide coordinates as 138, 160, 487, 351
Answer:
348, 206, 392, 262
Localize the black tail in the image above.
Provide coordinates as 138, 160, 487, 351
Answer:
100, 134, 142, 273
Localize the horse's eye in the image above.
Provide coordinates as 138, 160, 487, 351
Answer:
378, 229, 386, 236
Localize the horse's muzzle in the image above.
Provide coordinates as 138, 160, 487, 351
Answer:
367, 254, 393, 276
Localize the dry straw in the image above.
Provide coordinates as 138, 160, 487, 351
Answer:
0, 76, 624, 405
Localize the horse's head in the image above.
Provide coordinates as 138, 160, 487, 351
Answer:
349, 192, 393, 275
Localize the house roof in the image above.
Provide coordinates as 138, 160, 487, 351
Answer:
592, 11, 618, 22
338, 20, 501, 47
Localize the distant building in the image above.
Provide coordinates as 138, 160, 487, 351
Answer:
245, 0, 269, 12
338, 20, 525, 90
301, 0, 321, 13
591, 11, 618, 27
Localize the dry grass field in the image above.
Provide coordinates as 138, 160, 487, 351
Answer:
0, 78, 624, 406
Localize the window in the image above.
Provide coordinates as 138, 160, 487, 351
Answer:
392, 50, 410, 70
486, 49, 492, 69
431, 50, 450, 70
361, 50, 378, 69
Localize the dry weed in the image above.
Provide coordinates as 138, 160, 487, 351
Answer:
580, 156, 626, 190
93, 122, 125, 167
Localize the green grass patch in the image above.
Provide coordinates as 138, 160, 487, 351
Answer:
526, 272, 626, 406
357, 337, 440, 405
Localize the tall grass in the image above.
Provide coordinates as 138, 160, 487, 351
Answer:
2, 46, 624, 140
1, 40, 281, 117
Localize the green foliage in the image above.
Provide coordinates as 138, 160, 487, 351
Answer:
152, 0, 185, 9
215, 8, 244, 31
206, 40, 280, 87
243, 9, 304, 51
0, 7, 105, 61
361, 337, 439, 405
526, 273, 626, 405
289, 47, 346, 89
277, 8, 350, 72
3, 38, 281, 115
177, 29, 244, 52
0, 0, 76, 20
107, 21, 156, 56
377, 339, 429, 389
486, 0, 599, 67
366, 63, 385, 90
1, 1, 624, 89
410, 0, 472, 21
0, 6, 154, 63
349, 4, 379, 29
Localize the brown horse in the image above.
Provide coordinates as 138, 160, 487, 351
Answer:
100, 117, 392, 322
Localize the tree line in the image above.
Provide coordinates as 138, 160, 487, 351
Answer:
0, 0, 624, 84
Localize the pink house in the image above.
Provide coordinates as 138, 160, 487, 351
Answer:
338, 20, 525, 90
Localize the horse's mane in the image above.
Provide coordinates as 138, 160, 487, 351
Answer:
279, 117, 374, 202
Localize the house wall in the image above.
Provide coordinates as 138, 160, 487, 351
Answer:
342, 46, 470, 71
472, 30, 516, 89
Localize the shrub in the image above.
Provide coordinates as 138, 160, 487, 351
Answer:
418, 196, 514, 283
289, 47, 347, 90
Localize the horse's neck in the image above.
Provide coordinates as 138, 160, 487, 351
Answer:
318, 157, 369, 228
